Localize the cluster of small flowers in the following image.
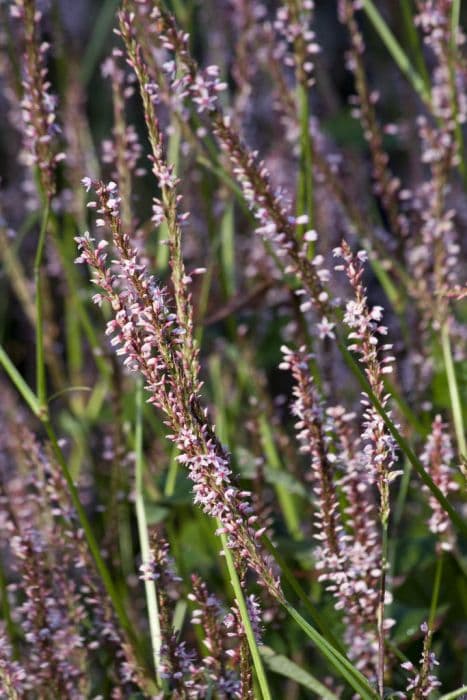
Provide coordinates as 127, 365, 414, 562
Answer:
137, 3, 228, 117
158, 635, 204, 697
0, 433, 89, 697
280, 345, 382, 676
191, 64, 228, 114
0, 421, 143, 695
76, 180, 282, 599
214, 118, 332, 319
139, 540, 182, 589
274, 0, 320, 86
334, 241, 399, 520
100, 55, 146, 182
245, 594, 263, 644
188, 575, 242, 697
137, 537, 201, 694
408, 116, 460, 330
130, 0, 333, 328
420, 415, 458, 552
11, 0, 65, 198
401, 623, 441, 697
416, 0, 467, 126
338, 0, 408, 242
328, 402, 383, 669
0, 634, 28, 696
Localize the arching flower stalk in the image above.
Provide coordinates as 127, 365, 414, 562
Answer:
76, 180, 281, 601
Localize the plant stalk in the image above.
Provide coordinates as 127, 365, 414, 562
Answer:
34, 200, 51, 417
220, 532, 272, 700
135, 380, 162, 685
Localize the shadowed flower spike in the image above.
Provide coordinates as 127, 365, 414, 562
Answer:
12, 0, 64, 198
420, 415, 459, 552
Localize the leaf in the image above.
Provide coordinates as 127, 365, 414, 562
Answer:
144, 504, 170, 525
260, 646, 339, 699
282, 601, 379, 699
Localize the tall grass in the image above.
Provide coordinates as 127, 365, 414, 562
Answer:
0, 0, 465, 698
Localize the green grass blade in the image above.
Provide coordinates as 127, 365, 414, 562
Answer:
441, 314, 467, 461
439, 687, 467, 700
220, 533, 272, 700
282, 601, 379, 699
80, 0, 121, 86
34, 201, 50, 416
135, 380, 162, 685
258, 415, 302, 540
260, 646, 340, 699
362, 0, 430, 103
0, 345, 40, 416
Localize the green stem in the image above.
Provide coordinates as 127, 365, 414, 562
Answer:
135, 380, 162, 686
429, 552, 443, 630
220, 532, 272, 700
362, 0, 430, 104
377, 521, 389, 698
441, 323, 466, 458
163, 446, 180, 498
296, 82, 314, 238
34, 200, 51, 416
390, 458, 412, 577
262, 535, 345, 655
451, 0, 461, 39
0, 345, 40, 416
439, 687, 467, 700
258, 414, 302, 541
399, 0, 431, 93
282, 601, 379, 699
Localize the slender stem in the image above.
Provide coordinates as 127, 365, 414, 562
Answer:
220, 532, 272, 700
135, 380, 162, 686
261, 535, 345, 654
429, 553, 443, 630
399, 0, 431, 92
390, 458, 412, 577
163, 446, 179, 498
34, 200, 51, 416
361, 0, 430, 104
377, 520, 388, 698
439, 687, 467, 700
451, 0, 461, 39
258, 414, 302, 541
282, 602, 379, 699
0, 345, 40, 416
441, 323, 466, 458
296, 81, 314, 237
